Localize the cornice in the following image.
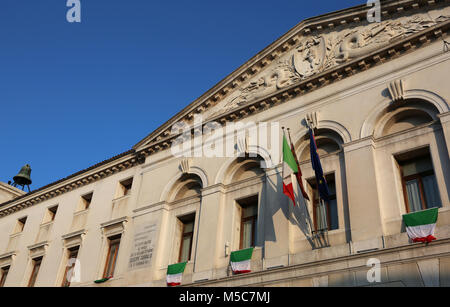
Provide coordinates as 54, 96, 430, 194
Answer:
0, 150, 145, 218
133, 0, 450, 151
0, 1, 448, 220
0, 182, 26, 197
136, 18, 450, 159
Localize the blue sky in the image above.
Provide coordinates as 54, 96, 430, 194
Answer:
0, 0, 364, 190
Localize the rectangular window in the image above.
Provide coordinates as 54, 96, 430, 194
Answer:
0, 266, 9, 287
80, 193, 93, 210
103, 235, 121, 278
397, 148, 441, 213
237, 195, 258, 250
14, 217, 27, 234
62, 247, 79, 287
28, 257, 42, 287
308, 174, 339, 231
48, 206, 58, 222
178, 214, 195, 263
117, 178, 133, 198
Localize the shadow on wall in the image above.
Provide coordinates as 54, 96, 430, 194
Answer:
434, 128, 450, 202
261, 172, 318, 249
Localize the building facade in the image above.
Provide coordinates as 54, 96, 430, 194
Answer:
1, 0, 450, 287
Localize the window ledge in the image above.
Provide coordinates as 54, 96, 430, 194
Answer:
9, 232, 22, 238
112, 194, 131, 202
40, 220, 54, 228
74, 208, 89, 216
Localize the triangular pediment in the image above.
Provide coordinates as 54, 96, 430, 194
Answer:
134, 0, 450, 153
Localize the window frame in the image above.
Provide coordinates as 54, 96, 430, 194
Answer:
80, 192, 93, 210
48, 205, 58, 222
309, 174, 337, 232
240, 213, 257, 250
119, 178, 133, 197
15, 216, 27, 234
28, 257, 42, 287
103, 236, 121, 279
0, 266, 10, 287
237, 195, 259, 250
396, 147, 440, 213
401, 168, 436, 213
62, 247, 80, 287
178, 221, 194, 263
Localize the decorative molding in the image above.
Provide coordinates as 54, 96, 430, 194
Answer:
388, 79, 406, 102
0, 251, 15, 268
62, 230, 85, 249
136, 18, 450, 160
305, 112, 319, 129
0, 152, 140, 218
27, 241, 48, 259
133, 0, 450, 152
62, 229, 86, 241
342, 136, 376, 153
1, 1, 449, 219
438, 111, 450, 123
236, 135, 249, 155
100, 216, 128, 229
361, 88, 450, 138
179, 158, 191, 174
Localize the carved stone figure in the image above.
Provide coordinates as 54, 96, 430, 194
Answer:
293, 36, 326, 77
206, 14, 450, 118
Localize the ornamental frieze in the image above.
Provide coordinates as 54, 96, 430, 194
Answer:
207, 12, 449, 118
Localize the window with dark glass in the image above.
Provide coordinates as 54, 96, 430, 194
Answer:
118, 178, 133, 197
237, 195, 258, 250
80, 193, 93, 210
48, 205, 58, 221
308, 174, 338, 231
15, 216, 27, 233
397, 148, 441, 213
28, 257, 42, 287
0, 266, 9, 287
178, 214, 195, 263
103, 235, 121, 278
62, 246, 80, 287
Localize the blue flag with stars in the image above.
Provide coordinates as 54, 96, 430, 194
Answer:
309, 128, 330, 202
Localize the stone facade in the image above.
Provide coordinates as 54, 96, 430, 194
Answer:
1, 0, 450, 287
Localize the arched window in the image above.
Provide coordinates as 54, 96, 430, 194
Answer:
170, 173, 203, 202
374, 98, 439, 138
223, 155, 265, 251
371, 98, 447, 214
168, 173, 203, 264
296, 128, 346, 233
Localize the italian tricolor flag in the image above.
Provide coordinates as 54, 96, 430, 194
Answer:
230, 248, 254, 274
403, 208, 439, 243
282, 134, 298, 206
166, 262, 187, 287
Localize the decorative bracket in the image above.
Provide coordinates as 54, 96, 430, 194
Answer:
388, 79, 405, 103
179, 158, 191, 174
305, 112, 319, 129
236, 135, 249, 156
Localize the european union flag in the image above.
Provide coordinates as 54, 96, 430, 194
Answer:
309, 128, 330, 202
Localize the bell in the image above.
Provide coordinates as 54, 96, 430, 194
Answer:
13, 164, 32, 186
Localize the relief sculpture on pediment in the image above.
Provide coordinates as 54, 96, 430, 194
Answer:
330, 15, 449, 65
207, 13, 449, 118
293, 36, 326, 78
217, 59, 300, 113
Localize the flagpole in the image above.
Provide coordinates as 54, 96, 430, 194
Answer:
306, 122, 330, 241
287, 127, 315, 238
